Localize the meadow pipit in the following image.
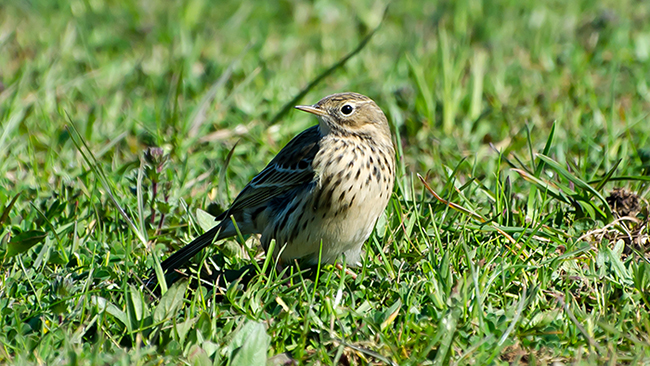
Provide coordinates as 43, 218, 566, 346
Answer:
154, 92, 395, 280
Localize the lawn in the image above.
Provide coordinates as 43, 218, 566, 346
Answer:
1, 0, 650, 364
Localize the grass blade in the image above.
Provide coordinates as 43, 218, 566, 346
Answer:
66, 120, 148, 247
536, 154, 613, 219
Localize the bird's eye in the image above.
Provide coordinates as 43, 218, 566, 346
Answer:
341, 104, 353, 115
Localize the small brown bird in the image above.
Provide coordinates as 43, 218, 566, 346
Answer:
154, 92, 395, 281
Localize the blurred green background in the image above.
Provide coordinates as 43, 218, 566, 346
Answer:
1, 0, 650, 364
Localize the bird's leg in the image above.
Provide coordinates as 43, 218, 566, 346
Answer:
335, 263, 358, 280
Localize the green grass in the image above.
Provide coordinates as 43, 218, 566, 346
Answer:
2, 0, 650, 364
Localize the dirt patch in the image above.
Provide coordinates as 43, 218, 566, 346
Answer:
606, 188, 640, 217
576, 189, 649, 257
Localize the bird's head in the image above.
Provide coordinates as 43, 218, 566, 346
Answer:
295, 92, 391, 140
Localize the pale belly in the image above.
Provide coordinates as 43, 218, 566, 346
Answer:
284, 194, 387, 264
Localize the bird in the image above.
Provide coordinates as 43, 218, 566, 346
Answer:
150, 92, 395, 285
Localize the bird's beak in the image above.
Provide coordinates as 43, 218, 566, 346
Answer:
295, 104, 327, 117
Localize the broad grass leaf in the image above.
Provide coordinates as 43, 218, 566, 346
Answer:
127, 284, 147, 324
606, 239, 632, 284
175, 317, 197, 344
375, 211, 387, 238
92, 296, 128, 330
7, 230, 47, 257
154, 280, 188, 323
229, 321, 270, 366
196, 208, 217, 232
0, 193, 20, 226
187, 344, 211, 366
633, 262, 650, 292
381, 299, 402, 331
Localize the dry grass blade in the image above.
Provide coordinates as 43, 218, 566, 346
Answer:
417, 173, 485, 222
417, 173, 517, 245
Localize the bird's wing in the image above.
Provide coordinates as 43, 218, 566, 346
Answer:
219, 125, 321, 218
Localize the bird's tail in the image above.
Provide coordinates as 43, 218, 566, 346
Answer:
146, 223, 226, 289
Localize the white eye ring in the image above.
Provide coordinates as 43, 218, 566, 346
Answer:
341, 104, 354, 115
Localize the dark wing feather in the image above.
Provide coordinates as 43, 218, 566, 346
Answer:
219, 125, 321, 219
148, 126, 322, 290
